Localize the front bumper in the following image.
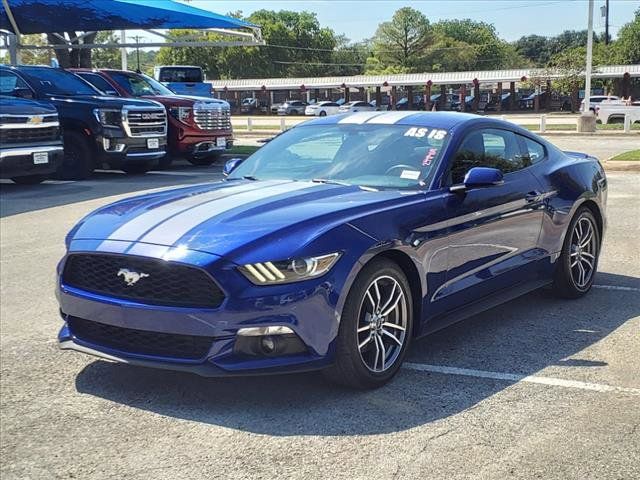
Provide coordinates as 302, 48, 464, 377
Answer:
0, 143, 64, 178
96, 132, 167, 167
56, 247, 340, 376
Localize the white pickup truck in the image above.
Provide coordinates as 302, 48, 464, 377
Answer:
596, 101, 640, 125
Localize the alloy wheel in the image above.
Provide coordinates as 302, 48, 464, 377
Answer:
570, 216, 598, 289
357, 275, 408, 372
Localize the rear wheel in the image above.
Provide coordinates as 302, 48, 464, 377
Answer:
55, 131, 94, 180
324, 258, 413, 389
11, 174, 48, 185
553, 207, 600, 298
319, 110, 327, 117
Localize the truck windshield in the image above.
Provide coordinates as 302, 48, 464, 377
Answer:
20, 67, 98, 96
109, 72, 175, 97
157, 67, 203, 83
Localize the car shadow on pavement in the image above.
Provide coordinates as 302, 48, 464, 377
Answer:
74, 272, 639, 436
0, 162, 224, 218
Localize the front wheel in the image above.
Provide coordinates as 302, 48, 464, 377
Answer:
553, 207, 601, 298
324, 258, 413, 389
55, 131, 94, 180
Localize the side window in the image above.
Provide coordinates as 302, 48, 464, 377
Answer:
520, 136, 546, 164
451, 128, 529, 184
0, 70, 29, 95
79, 74, 118, 96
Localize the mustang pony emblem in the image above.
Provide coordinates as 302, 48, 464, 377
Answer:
117, 268, 149, 286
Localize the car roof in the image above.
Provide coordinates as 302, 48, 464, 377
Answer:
302, 111, 487, 130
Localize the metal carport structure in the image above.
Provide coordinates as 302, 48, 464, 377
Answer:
0, 0, 263, 66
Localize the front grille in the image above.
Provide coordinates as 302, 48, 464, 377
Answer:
123, 108, 167, 137
0, 113, 58, 125
194, 105, 231, 131
67, 316, 214, 360
0, 126, 59, 144
62, 253, 225, 309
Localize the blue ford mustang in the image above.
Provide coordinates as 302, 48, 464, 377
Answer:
57, 111, 607, 388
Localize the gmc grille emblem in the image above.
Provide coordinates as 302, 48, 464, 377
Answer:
141, 113, 153, 120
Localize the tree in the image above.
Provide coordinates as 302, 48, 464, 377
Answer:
613, 8, 640, 64
46, 31, 97, 68
514, 35, 552, 65
91, 31, 121, 69
371, 7, 432, 71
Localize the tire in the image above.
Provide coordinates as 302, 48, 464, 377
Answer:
323, 258, 413, 389
10, 174, 48, 185
55, 131, 94, 180
319, 110, 327, 117
121, 163, 152, 175
290, 110, 298, 116
186, 153, 220, 166
553, 207, 601, 299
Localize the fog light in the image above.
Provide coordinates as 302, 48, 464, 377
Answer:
261, 336, 276, 354
114, 143, 125, 152
102, 138, 111, 150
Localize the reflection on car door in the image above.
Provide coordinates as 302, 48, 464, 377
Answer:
433, 128, 546, 313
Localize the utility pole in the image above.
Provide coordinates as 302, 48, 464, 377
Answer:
604, 0, 610, 45
583, 0, 594, 113
131, 35, 143, 73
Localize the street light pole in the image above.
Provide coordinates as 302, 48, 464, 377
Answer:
583, 0, 594, 113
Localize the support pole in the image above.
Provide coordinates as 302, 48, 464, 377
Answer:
583, 0, 594, 113
407, 86, 414, 110
496, 83, 503, 112
120, 30, 127, 70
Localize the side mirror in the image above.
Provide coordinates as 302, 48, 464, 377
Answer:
450, 167, 504, 192
223, 157, 244, 176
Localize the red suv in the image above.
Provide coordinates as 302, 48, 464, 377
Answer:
72, 69, 233, 167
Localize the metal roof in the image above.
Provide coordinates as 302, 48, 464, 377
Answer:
210, 64, 640, 91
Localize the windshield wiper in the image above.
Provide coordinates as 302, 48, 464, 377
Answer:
311, 178, 352, 186
225, 175, 259, 182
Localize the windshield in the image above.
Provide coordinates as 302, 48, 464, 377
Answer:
109, 72, 174, 97
20, 67, 98, 96
229, 124, 450, 190
158, 67, 202, 83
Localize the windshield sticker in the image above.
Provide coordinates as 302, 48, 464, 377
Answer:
400, 170, 421, 180
403, 127, 447, 140
422, 148, 439, 166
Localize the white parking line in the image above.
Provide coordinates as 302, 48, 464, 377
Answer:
593, 284, 640, 292
402, 363, 640, 396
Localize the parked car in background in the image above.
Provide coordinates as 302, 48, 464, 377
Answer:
73, 69, 232, 167
484, 93, 512, 111
153, 65, 211, 97
0, 95, 64, 184
240, 97, 258, 114
277, 100, 307, 116
596, 101, 640, 124
581, 95, 620, 112
0, 65, 167, 179
396, 95, 425, 111
305, 101, 341, 116
429, 93, 454, 111
369, 97, 391, 111
338, 101, 375, 113
451, 95, 474, 112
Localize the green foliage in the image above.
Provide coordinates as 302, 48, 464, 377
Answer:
613, 8, 640, 64
91, 31, 121, 69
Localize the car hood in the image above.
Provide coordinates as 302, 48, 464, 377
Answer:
143, 95, 229, 108
46, 95, 163, 109
70, 180, 415, 261
0, 96, 57, 115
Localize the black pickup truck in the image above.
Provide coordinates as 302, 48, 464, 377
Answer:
0, 65, 168, 179
0, 95, 64, 184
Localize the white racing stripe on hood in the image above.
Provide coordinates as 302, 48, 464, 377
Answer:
138, 181, 318, 246
104, 182, 278, 243
338, 112, 383, 124
365, 111, 418, 124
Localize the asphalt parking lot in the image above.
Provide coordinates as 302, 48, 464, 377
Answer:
1, 160, 639, 479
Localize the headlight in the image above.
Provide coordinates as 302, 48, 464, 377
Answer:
239, 253, 341, 285
169, 106, 192, 123
93, 108, 122, 128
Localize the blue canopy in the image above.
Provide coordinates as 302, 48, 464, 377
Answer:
1, 0, 254, 34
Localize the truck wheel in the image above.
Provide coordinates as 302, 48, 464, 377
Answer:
11, 174, 48, 185
121, 163, 152, 175
56, 131, 94, 180
186, 153, 220, 166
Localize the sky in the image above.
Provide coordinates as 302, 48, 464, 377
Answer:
190, 0, 639, 42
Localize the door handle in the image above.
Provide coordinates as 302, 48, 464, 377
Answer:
525, 191, 543, 203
